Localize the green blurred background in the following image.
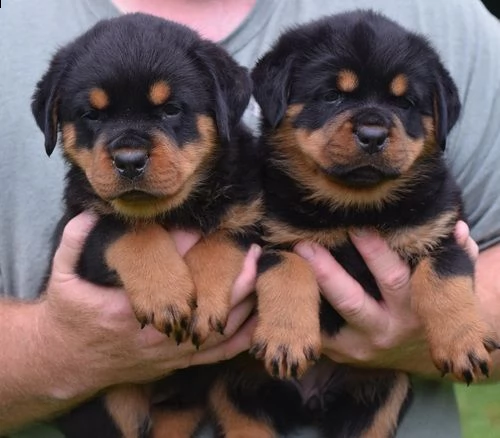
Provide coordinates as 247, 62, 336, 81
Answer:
457, 2, 499, 436
456, 383, 500, 438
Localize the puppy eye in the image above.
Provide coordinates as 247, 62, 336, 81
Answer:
396, 96, 416, 110
323, 90, 342, 103
162, 102, 182, 117
81, 110, 101, 121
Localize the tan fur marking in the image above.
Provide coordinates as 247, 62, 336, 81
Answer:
359, 373, 410, 438
111, 115, 217, 218
186, 231, 247, 344
219, 197, 263, 234
390, 74, 408, 97
412, 258, 494, 382
105, 224, 195, 336
210, 381, 276, 438
254, 251, 321, 379
337, 69, 359, 93
386, 210, 459, 259
106, 385, 150, 438
63, 115, 217, 219
263, 218, 348, 248
151, 408, 205, 438
89, 87, 109, 110
272, 111, 416, 209
149, 81, 171, 106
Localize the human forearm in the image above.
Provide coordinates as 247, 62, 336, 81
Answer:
0, 215, 259, 433
0, 300, 94, 432
475, 244, 500, 380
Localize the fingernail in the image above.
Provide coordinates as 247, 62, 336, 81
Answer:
250, 244, 262, 257
295, 242, 316, 260
350, 228, 372, 238
78, 211, 98, 230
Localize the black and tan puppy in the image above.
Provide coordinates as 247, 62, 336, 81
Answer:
245, 9, 499, 437
32, 13, 261, 438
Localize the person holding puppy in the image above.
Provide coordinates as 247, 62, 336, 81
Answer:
0, 0, 499, 437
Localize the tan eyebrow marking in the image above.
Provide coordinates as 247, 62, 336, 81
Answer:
337, 69, 359, 93
149, 81, 171, 106
390, 74, 408, 97
89, 88, 109, 110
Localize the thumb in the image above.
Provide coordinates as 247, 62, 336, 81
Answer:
52, 212, 98, 277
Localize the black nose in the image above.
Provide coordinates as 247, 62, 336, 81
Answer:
355, 125, 389, 154
112, 150, 149, 179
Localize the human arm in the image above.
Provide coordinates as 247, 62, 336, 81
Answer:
294, 222, 500, 381
0, 213, 258, 432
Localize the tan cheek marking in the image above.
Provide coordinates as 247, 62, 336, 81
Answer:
390, 74, 408, 97
337, 69, 359, 93
386, 116, 426, 173
149, 81, 171, 106
89, 88, 109, 110
271, 110, 407, 209
111, 115, 218, 218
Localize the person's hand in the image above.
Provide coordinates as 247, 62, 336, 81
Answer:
294, 221, 478, 377
38, 212, 259, 400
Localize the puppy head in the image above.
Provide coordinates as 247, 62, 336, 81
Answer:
32, 13, 251, 218
252, 10, 460, 199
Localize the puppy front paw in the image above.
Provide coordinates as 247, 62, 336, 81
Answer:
250, 321, 321, 379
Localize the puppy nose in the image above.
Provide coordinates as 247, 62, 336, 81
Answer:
112, 150, 149, 179
355, 125, 389, 154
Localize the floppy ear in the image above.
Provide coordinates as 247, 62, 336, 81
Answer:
433, 63, 461, 150
31, 48, 71, 156
194, 42, 252, 142
251, 49, 295, 128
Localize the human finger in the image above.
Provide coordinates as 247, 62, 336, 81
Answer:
295, 242, 383, 330
454, 220, 479, 261
170, 228, 202, 257
51, 211, 97, 277
349, 229, 411, 308
230, 244, 261, 307
187, 316, 257, 367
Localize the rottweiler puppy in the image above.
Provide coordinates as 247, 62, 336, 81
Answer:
246, 9, 499, 437
32, 13, 261, 438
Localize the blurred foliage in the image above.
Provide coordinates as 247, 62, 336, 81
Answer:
456, 383, 500, 438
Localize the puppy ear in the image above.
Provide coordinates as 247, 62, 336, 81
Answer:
433, 63, 461, 150
251, 50, 295, 128
31, 48, 70, 156
194, 42, 252, 142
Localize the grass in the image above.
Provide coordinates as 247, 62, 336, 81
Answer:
455, 383, 500, 437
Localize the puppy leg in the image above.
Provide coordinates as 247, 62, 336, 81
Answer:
105, 223, 195, 341
150, 407, 205, 438
210, 380, 276, 438
357, 373, 411, 438
106, 385, 151, 438
252, 250, 321, 379
412, 239, 498, 383
319, 371, 411, 438
185, 231, 248, 347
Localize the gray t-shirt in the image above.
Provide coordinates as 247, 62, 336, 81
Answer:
1, 0, 499, 437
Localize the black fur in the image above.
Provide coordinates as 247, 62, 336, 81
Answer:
32, 13, 261, 438
246, 10, 468, 438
